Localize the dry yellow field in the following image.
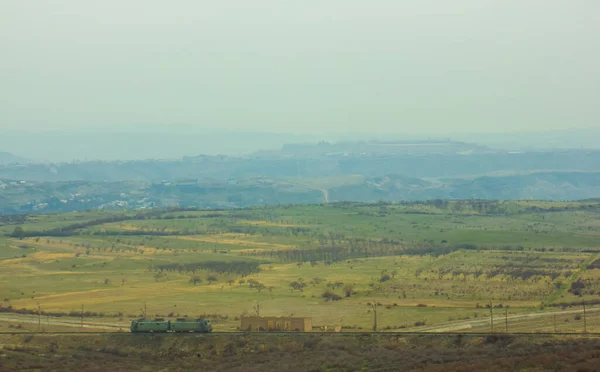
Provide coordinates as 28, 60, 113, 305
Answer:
172, 234, 296, 250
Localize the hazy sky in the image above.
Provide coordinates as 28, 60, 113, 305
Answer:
1, 0, 599, 135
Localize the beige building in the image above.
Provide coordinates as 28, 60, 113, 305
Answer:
240, 316, 312, 332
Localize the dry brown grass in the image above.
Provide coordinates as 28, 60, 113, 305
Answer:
1, 333, 599, 372
236, 220, 306, 228
173, 234, 295, 250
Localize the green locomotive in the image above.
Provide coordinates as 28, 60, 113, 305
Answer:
130, 319, 212, 333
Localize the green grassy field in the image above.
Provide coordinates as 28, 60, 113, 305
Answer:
1, 200, 600, 332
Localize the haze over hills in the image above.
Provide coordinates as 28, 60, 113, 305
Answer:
1, 137, 600, 214
0, 152, 29, 165
1, 128, 599, 163
2, 141, 600, 182
449, 127, 600, 152
1, 0, 598, 211
0, 131, 323, 163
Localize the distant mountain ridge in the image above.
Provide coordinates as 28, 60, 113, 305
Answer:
255, 139, 493, 157
1, 149, 599, 183
327, 171, 600, 203
1, 128, 599, 163
0, 152, 28, 165
1, 171, 599, 214
2, 140, 600, 214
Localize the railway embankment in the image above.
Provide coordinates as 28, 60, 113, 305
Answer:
2, 333, 600, 371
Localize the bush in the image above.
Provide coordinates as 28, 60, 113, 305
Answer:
322, 290, 342, 301
483, 334, 514, 346
380, 274, 391, 282
206, 275, 218, 284
11, 226, 25, 240
189, 276, 202, 286
343, 285, 354, 297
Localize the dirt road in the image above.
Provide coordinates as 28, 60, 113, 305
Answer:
420, 306, 600, 333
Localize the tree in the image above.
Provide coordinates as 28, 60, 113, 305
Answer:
206, 275, 218, 285
289, 281, 307, 292
11, 226, 25, 240
189, 276, 202, 286
310, 277, 325, 286
154, 272, 166, 282
344, 284, 354, 298
380, 274, 391, 283
331, 282, 344, 289
322, 290, 342, 301
246, 279, 266, 292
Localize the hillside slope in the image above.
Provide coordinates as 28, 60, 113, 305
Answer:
1, 171, 599, 213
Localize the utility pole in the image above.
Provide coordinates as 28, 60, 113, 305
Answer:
372, 303, 378, 332
583, 300, 587, 334
489, 301, 494, 333
140, 302, 147, 319
253, 302, 260, 317
37, 303, 41, 332
505, 307, 508, 333
553, 314, 557, 333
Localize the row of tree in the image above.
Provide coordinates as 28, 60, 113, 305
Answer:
152, 261, 261, 276
242, 242, 464, 263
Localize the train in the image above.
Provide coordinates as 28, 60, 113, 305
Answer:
130, 318, 212, 333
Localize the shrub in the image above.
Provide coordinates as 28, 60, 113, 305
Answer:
206, 275, 218, 284
290, 281, 307, 292
343, 284, 354, 298
483, 334, 514, 346
380, 274, 391, 282
322, 290, 342, 301
189, 276, 202, 286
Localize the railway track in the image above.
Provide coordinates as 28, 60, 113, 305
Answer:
2, 331, 600, 336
